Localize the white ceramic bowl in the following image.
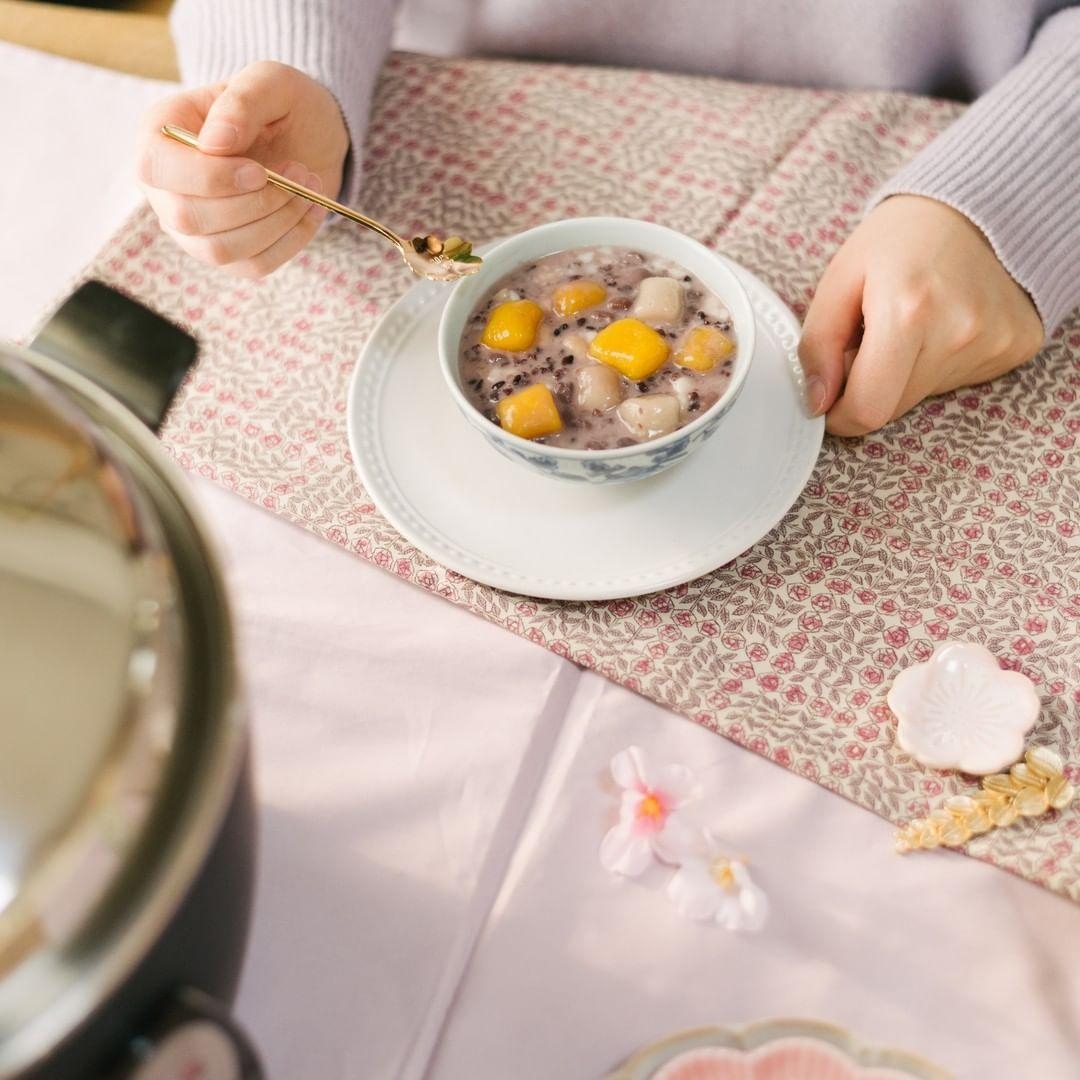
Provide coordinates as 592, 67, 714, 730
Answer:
437, 217, 757, 484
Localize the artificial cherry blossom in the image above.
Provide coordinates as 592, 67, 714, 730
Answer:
599, 746, 702, 877
667, 852, 768, 931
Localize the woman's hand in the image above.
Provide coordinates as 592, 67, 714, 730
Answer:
798, 195, 1045, 436
135, 61, 350, 278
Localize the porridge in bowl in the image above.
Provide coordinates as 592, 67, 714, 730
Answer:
457, 246, 737, 449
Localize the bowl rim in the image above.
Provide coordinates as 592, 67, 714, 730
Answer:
437, 216, 757, 460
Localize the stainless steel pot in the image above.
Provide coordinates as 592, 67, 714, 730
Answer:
0, 282, 261, 1079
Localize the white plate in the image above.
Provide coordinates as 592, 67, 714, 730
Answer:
347, 265, 823, 601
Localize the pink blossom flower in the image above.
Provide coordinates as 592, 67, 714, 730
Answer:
599, 747, 701, 876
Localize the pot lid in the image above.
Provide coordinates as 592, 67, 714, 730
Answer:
0, 347, 183, 971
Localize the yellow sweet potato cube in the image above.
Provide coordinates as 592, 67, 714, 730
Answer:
481, 299, 544, 352
552, 280, 607, 317
588, 318, 670, 381
673, 326, 735, 372
496, 383, 564, 440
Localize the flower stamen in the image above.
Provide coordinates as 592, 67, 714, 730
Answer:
710, 858, 737, 892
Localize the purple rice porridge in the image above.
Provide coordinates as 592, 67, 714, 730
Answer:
457, 246, 737, 449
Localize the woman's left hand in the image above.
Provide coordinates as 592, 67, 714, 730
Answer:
798, 194, 1045, 436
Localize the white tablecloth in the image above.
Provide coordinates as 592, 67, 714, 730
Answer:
3, 42, 1078, 1080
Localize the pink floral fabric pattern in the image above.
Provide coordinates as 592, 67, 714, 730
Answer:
79, 54, 1080, 900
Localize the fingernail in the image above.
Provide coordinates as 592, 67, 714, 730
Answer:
282, 162, 307, 183
804, 374, 827, 416
199, 121, 237, 151
235, 163, 265, 192
305, 171, 323, 193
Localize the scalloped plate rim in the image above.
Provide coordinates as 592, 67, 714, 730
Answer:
605, 1018, 952, 1079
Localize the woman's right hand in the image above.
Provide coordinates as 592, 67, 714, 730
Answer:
135, 61, 350, 278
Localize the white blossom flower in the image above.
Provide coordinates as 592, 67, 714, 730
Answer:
667, 854, 768, 931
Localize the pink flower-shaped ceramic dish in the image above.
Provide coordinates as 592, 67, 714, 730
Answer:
606, 1020, 949, 1080
887, 641, 1040, 775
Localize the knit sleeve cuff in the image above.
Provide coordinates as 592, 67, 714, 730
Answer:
169, 0, 397, 206
869, 8, 1080, 334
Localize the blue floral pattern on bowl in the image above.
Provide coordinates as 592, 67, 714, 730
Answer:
463, 387, 740, 484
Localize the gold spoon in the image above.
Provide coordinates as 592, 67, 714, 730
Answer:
161, 124, 482, 282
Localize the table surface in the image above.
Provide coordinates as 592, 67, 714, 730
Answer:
3, 41, 1079, 1080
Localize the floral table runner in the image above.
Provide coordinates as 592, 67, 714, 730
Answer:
82, 53, 1080, 900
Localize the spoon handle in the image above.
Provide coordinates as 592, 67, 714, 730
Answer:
160, 124, 404, 249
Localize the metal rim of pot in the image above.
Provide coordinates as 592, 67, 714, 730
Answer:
0, 300, 247, 1076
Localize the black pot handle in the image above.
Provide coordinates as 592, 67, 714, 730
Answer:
115, 986, 264, 1080
30, 280, 197, 433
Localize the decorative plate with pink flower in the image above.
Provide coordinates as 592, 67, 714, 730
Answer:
607, 1021, 950, 1080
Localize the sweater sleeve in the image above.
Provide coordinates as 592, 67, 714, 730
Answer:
870, 7, 1080, 334
169, 0, 398, 206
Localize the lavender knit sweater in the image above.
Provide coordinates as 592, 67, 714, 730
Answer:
170, 0, 1080, 331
